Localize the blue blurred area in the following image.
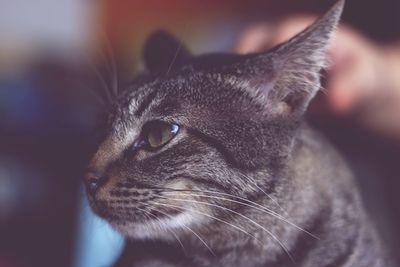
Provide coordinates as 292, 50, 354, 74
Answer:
0, 58, 114, 267
74, 190, 125, 267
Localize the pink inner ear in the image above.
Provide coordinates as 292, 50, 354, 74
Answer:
272, 101, 292, 116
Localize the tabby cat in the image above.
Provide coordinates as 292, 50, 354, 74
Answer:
84, 1, 394, 266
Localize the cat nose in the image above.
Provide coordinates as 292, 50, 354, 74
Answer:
84, 171, 109, 194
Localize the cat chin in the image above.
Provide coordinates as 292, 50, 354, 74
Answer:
111, 210, 206, 240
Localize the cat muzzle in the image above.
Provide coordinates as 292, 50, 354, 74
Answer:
84, 170, 109, 195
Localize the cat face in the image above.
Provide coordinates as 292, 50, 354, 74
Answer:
84, 1, 344, 239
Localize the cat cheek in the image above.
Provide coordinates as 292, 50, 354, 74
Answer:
165, 179, 194, 191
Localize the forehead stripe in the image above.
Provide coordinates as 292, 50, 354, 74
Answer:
134, 89, 158, 117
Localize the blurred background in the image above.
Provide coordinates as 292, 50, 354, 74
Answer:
0, 0, 399, 266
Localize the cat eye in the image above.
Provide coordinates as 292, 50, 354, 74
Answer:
142, 121, 179, 149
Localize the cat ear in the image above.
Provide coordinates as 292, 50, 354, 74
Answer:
141, 30, 193, 74
245, 0, 345, 117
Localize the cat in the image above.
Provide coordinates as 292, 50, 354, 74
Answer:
84, 0, 394, 266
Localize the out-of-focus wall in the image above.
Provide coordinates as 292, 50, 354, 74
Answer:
0, 0, 96, 76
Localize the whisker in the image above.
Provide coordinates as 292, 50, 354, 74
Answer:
99, 31, 119, 97
165, 25, 189, 76
158, 197, 294, 263
141, 186, 285, 218
84, 54, 114, 104
134, 205, 187, 254
166, 42, 182, 76
151, 201, 263, 246
163, 191, 318, 240
74, 79, 108, 107
241, 175, 288, 215
145, 205, 215, 256
160, 187, 301, 233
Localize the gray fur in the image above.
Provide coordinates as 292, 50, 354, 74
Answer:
85, 1, 394, 266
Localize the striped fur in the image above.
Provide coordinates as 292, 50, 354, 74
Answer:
85, 1, 394, 266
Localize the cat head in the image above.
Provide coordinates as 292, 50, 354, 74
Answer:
85, 1, 344, 239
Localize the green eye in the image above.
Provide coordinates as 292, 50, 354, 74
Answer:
144, 121, 179, 149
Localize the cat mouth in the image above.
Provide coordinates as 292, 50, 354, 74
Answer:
91, 199, 204, 239
90, 198, 183, 226
112, 208, 198, 239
